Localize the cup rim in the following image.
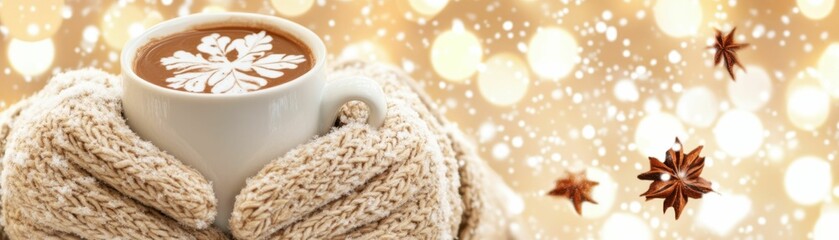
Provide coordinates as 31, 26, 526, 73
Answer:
120, 12, 326, 98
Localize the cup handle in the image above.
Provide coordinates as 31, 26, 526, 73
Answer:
318, 76, 387, 134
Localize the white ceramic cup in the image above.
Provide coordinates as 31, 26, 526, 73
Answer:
121, 13, 386, 231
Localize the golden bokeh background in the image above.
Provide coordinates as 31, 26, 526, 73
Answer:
2, 0, 839, 239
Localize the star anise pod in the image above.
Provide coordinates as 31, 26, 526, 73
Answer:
638, 138, 713, 220
548, 170, 598, 215
710, 27, 750, 81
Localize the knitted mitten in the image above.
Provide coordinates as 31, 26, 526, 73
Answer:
0, 69, 225, 239
229, 61, 519, 239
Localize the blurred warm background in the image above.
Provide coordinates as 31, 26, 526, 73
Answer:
2, 0, 839, 239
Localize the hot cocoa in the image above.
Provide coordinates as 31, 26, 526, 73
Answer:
134, 26, 313, 94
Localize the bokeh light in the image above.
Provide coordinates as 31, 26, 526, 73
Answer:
431, 22, 482, 82
271, 0, 314, 17
599, 213, 651, 240
784, 156, 832, 205
477, 53, 530, 106
653, 0, 702, 37
201, 5, 228, 13
696, 192, 752, 236
668, 50, 682, 64
581, 167, 617, 219
526, 27, 578, 80
101, 3, 164, 50
340, 41, 392, 63
728, 66, 773, 111
813, 205, 839, 240
496, 174, 525, 216
676, 87, 719, 128
0, 0, 64, 41
818, 43, 839, 98
6, 38, 54, 77
408, 0, 449, 17
81, 25, 100, 52
634, 112, 686, 157
796, 0, 835, 20
613, 79, 639, 102
786, 84, 831, 131
713, 110, 764, 158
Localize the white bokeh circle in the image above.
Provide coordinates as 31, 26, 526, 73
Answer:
527, 27, 578, 80
634, 112, 686, 157
784, 156, 832, 205
814, 205, 839, 240
271, 0, 315, 17
431, 28, 483, 82
728, 65, 773, 111
613, 79, 639, 102
677, 87, 719, 128
797, 0, 835, 20
653, 0, 703, 37
340, 41, 392, 63
7, 38, 55, 76
408, 0, 449, 17
581, 167, 617, 219
101, 4, 164, 49
668, 50, 682, 64
696, 192, 752, 236
477, 53, 530, 106
492, 143, 510, 160
713, 110, 764, 158
818, 43, 839, 98
599, 213, 651, 240
786, 84, 831, 130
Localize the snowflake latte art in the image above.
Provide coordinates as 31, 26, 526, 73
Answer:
135, 26, 312, 94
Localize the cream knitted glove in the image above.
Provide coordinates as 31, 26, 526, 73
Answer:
0, 69, 226, 239
228, 61, 519, 239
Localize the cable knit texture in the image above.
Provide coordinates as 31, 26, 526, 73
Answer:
0, 61, 517, 239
